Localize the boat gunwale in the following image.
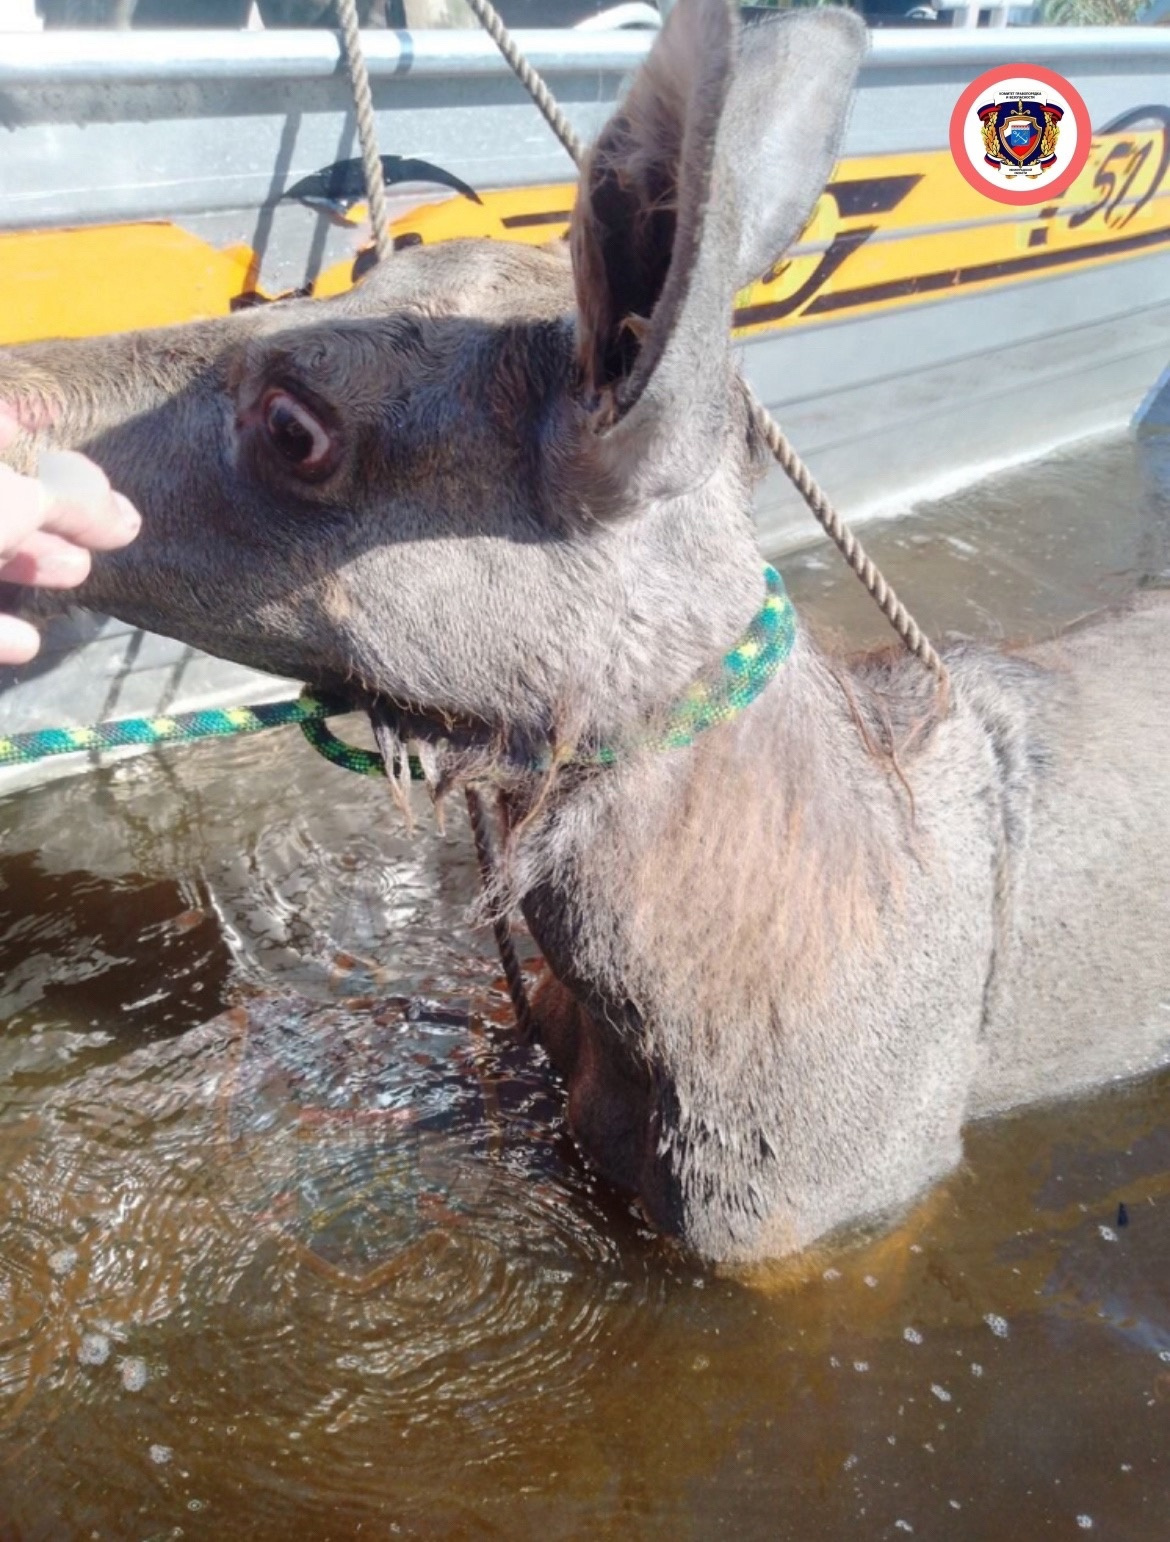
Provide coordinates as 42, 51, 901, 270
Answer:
0, 25, 1168, 90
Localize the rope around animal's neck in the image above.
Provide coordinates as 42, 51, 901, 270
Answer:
4, 565, 794, 776
460, 0, 950, 693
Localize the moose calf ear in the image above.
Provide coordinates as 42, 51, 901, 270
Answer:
570, 0, 737, 415
570, 0, 865, 475
725, 8, 867, 297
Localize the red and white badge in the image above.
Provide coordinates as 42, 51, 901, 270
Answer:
949, 64, 1092, 206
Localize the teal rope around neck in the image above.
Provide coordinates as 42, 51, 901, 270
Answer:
0, 566, 796, 780
590, 562, 794, 766
0, 692, 357, 772
298, 564, 796, 776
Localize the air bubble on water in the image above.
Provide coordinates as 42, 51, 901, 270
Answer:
1076, 1517, 1093, 1530
903, 1327, 923, 1345
120, 1357, 148, 1392
823, 1267, 841, 1282
949, 1500, 962, 1510
1121, 1464, 1132, 1473
971, 1363, 984, 1377
48, 1247, 78, 1278
187, 1500, 204, 1513
150, 1445, 173, 1465
692, 1354, 710, 1373
1098, 1226, 1117, 1243
1158, 1351, 1170, 1364
842, 1454, 858, 1471
853, 1361, 869, 1373
984, 1314, 1010, 1338
78, 1332, 110, 1366
830, 1356, 840, 1368
863, 1275, 879, 1289
909, 1243, 923, 1254
930, 1384, 952, 1403
894, 1521, 913, 1533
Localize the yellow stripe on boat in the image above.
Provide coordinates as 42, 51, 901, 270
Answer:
2, 128, 1166, 349
0, 223, 256, 346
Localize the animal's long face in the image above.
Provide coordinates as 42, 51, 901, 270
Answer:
5, 243, 606, 726
0, 1, 865, 752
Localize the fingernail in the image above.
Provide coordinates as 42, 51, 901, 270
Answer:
36, 450, 110, 513
112, 492, 141, 535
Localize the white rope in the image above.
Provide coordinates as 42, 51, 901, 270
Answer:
335, 0, 393, 263
464, 0, 586, 165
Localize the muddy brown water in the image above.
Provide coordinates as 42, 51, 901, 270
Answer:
1, 432, 1168, 1540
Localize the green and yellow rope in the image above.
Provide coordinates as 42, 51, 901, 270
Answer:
590, 564, 794, 765
0, 566, 795, 779
0, 690, 392, 777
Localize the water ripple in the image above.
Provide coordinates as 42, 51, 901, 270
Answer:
0, 991, 664, 1527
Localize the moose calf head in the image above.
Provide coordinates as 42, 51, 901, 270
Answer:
1, 0, 864, 767
1, 2, 900, 1262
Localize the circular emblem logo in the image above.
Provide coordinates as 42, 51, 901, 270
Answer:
949, 64, 1092, 206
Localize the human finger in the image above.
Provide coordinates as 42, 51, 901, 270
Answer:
0, 528, 92, 588
0, 612, 41, 666
0, 462, 49, 559
36, 452, 141, 551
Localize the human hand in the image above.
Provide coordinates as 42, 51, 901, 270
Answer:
0, 404, 141, 666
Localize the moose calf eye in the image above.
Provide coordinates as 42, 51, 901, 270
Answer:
260, 389, 334, 474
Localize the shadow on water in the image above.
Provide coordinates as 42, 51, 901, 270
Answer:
0, 431, 1168, 1538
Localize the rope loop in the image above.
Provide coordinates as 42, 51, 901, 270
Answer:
295, 686, 395, 777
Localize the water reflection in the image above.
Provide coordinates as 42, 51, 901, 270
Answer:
0, 432, 1168, 1537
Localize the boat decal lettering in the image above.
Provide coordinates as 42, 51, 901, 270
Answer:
501, 209, 574, 229
801, 219, 1170, 318
826, 174, 924, 219
1068, 106, 1170, 233
734, 228, 878, 329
